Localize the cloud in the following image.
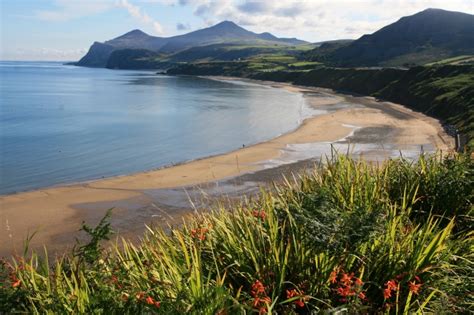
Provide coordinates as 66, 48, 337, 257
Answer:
167, 0, 474, 42
117, 0, 164, 34
176, 22, 191, 31
0, 48, 88, 61
237, 1, 271, 14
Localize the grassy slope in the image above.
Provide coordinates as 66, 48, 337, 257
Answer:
1, 154, 472, 313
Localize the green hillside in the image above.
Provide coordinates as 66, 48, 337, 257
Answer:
303, 9, 474, 67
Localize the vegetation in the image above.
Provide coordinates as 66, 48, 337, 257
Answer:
1, 153, 472, 314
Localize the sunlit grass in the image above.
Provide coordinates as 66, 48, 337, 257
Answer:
1, 153, 472, 313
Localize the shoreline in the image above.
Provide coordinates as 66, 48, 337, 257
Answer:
0, 79, 454, 257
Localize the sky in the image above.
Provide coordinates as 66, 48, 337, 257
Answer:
1, 0, 473, 61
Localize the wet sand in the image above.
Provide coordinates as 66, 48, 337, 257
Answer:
0, 79, 453, 257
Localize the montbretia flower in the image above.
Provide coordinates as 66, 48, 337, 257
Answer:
12, 279, 21, 288
251, 280, 266, 297
329, 270, 338, 284
252, 210, 266, 220
286, 289, 306, 308
354, 277, 363, 286
383, 288, 392, 299
146, 296, 154, 305
190, 227, 209, 241
408, 281, 422, 295
383, 279, 398, 299
251, 280, 271, 313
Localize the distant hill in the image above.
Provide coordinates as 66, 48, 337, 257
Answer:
305, 8, 474, 67
76, 21, 308, 68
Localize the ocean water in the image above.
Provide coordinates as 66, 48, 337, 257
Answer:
0, 61, 309, 194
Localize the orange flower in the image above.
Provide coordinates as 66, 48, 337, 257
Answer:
286, 289, 297, 299
12, 279, 21, 288
251, 280, 266, 297
358, 291, 366, 300
329, 270, 338, 284
385, 280, 398, 291
408, 281, 422, 295
145, 296, 154, 305
340, 273, 352, 286
294, 299, 305, 308
383, 288, 392, 299
354, 277, 363, 286
190, 227, 208, 241
252, 210, 266, 220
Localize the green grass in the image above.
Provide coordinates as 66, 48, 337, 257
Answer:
1, 153, 472, 314
426, 55, 474, 66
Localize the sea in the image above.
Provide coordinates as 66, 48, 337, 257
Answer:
0, 61, 310, 194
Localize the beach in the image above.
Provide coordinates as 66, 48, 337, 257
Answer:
0, 79, 453, 257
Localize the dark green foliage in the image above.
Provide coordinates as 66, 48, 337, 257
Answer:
73, 209, 114, 265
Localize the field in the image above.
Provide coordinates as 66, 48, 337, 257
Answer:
1, 153, 472, 313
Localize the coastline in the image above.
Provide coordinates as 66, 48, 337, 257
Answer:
0, 79, 454, 257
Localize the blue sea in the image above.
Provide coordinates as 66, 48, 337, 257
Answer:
0, 61, 309, 194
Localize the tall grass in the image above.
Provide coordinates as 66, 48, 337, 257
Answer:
1, 153, 472, 314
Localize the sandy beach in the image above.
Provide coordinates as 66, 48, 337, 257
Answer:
0, 79, 453, 257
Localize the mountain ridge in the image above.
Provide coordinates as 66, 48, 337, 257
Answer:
314, 8, 474, 66
76, 21, 308, 67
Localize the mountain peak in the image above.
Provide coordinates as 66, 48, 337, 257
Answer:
210, 20, 244, 31
214, 20, 239, 27
118, 29, 149, 39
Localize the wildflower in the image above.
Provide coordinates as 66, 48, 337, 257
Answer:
10, 273, 21, 288
382, 279, 399, 300
340, 273, 352, 286
408, 281, 422, 295
252, 210, 266, 220
251, 280, 266, 297
358, 291, 366, 300
286, 289, 306, 307
386, 280, 398, 291
354, 277, 363, 286
251, 280, 271, 312
154, 301, 161, 308
337, 285, 355, 297
329, 270, 338, 284
294, 299, 305, 308
190, 227, 208, 241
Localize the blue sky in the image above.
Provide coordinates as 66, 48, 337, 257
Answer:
1, 0, 472, 61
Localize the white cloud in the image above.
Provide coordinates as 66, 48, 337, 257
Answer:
165, 0, 474, 42
0, 48, 88, 61
117, 0, 164, 34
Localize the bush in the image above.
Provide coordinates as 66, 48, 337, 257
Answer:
1, 154, 472, 314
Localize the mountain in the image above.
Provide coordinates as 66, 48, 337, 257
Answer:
306, 8, 474, 67
76, 21, 308, 68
